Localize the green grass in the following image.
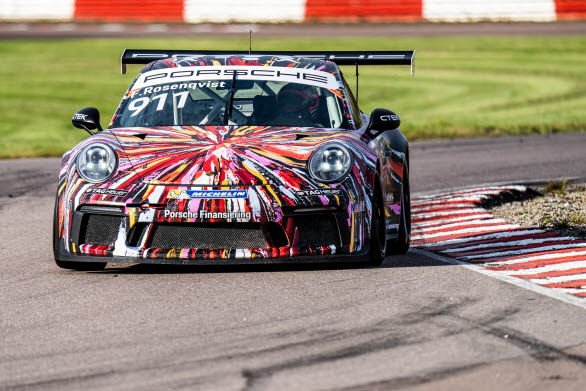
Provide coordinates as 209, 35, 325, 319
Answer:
2, 35, 586, 158
543, 179, 569, 194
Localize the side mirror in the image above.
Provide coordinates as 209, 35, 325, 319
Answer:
364, 108, 401, 139
72, 107, 103, 134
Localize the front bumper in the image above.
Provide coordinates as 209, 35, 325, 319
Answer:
56, 185, 372, 263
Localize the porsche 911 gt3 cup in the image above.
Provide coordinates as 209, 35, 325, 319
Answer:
53, 49, 414, 270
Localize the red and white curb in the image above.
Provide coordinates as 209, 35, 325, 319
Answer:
411, 186, 586, 308
3, 0, 585, 23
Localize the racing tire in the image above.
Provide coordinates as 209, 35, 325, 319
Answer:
367, 182, 387, 266
387, 164, 411, 255
53, 194, 107, 271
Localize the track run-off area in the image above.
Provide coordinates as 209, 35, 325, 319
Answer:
1, 133, 586, 390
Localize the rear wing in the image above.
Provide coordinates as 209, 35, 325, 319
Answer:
120, 49, 415, 75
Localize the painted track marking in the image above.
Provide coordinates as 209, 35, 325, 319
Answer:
411, 186, 586, 307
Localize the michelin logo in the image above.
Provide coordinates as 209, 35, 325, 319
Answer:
164, 210, 251, 220
168, 190, 248, 199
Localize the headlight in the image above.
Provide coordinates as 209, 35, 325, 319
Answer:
76, 143, 118, 183
308, 143, 353, 183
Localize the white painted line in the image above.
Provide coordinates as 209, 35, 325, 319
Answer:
507, 261, 586, 275
413, 195, 481, 203
414, 184, 532, 200
413, 196, 479, 204
6, 23, 29, 32
413, 218, 508, 233
101, 24, 125, 33
413, 186, 527, 201
413, 214, 494, 227
413, 195, 498, 206
412, 224, 519, 240
412, 200, 475, 207
414, 186, 525, 200
459, 243, 586, 260
411, 248, 586, 309
531, 273, 586, 285
556, 288, 586, 294
145, 24, 169, 33
441, 236, 579, 253
412, 203, 476, 211
483, 250, 586, 266
191, 25, 213, 33
55, 23, 75, 32
223, 24, 261, 33
413, 208, 487, 218
420, 229, 546, 248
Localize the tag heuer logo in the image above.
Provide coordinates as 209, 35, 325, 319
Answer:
85, 188, 129, 197
297, 189, 343, 196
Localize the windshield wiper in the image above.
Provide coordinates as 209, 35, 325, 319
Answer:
223, 72, 238, 125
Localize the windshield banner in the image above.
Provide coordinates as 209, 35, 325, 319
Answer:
133, 66, 340, 91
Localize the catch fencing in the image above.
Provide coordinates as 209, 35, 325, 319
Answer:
1, 0, 585, 22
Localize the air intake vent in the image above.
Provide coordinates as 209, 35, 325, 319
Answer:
293, 214, 341, 247
80, 214, 123, 246
149, 223, 268, 249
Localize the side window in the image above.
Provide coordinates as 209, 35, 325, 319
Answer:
341, 75, 363, 128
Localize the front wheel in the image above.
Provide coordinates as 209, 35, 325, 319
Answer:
387, 164, 411, 255
367, 183, 387, 266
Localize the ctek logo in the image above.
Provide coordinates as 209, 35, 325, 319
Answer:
167, 190, 248, 200
380, 114, 399, 121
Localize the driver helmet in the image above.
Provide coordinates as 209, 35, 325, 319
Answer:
276, 83, 319, 121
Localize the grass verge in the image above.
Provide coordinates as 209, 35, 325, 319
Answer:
1, 35, 586, 158
543, 179, 569, 194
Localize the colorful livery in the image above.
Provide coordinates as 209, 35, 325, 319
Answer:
53, 50, 414, 270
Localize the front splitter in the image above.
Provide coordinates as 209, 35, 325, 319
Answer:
55, 247, 372, 266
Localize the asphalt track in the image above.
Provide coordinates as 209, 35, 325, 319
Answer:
1, 133, 585, 390
1, 21, 586, 39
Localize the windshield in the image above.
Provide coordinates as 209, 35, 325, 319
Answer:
112, 66, 349, 129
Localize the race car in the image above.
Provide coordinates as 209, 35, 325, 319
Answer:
53, 49, 414, 270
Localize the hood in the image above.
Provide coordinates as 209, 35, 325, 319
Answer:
109, 126, 365, 186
